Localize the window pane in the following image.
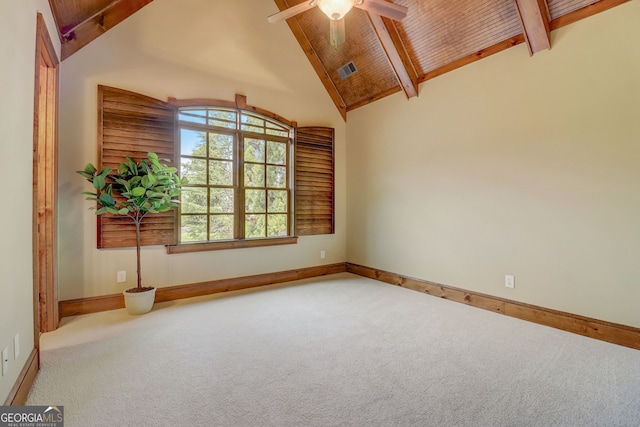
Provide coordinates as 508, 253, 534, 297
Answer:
179, 111, 207, 124
267, 214, 288, 237
210, 215, 234, 240
180, 158, 206, 185
210, 110, 237, 121
210, 188, 234, 213
267, 165, 286, 188
242, 125, 264, 134
268, 190, 287, 213
178, 106, 293, 244
266, 121, 286, 130
245, 214, 266, 238
181, 187, 207, 214
181, 129, 207, 156
181, 215, 207, 242
266, 129, 289, 137
244, 164, 265, 187
208, 111, 236, 129
244, 138, 265, 162
209, 160, 233, 186
267, 141, 286, 165
208, 119, 236, 129
245, 189, 266, 213
209, 133, 234, 160
241, 114, 264, 126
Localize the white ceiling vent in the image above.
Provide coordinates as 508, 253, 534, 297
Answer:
337, 61, 358, 80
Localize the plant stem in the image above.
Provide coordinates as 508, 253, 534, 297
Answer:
134, 216, 142, 291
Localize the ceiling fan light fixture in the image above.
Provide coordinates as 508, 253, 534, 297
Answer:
317, 0, 355, 20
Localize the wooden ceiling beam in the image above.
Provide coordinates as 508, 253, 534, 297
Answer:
60, 0, 153, 60
514, 0, 551, 56
367, 13, 418, 99
273, 0, 348, 121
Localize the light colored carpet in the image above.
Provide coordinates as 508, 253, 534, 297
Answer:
27, 273, 640, 426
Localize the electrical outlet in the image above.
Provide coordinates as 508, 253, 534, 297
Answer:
505, 275, 515, 289
320, 250, 326, 259
2, 347, 8, 376
117, 271, 126, 283
14, 333, 19, 359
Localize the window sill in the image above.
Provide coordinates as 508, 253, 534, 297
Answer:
166, 236, 298, 254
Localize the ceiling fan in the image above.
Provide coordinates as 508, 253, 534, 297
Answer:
268, 0, 408, 47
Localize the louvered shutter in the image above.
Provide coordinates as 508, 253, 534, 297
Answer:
97, 85, 177, 248
294, 127, 335, 235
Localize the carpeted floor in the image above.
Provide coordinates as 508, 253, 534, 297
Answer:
27, 273, 640, 426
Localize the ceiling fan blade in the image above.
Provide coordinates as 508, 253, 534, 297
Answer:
355, 0, 408, 21
330, 18, 346, 47
268, 1, 316, 23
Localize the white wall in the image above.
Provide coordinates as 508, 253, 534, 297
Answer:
347, 1, 640, 328
58, 0, 346, 300
0, 0, 59, 404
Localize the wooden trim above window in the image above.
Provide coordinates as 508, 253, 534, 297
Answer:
168, 97, 236, 109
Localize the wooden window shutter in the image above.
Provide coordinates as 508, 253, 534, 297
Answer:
97, 85, 177, 248
294, 126, 335, 235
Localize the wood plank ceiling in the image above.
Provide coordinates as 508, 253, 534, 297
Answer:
48, 0, 153, 60
49, 0, 629, 119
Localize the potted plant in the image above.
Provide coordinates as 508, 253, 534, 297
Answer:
77, 152, 186, 315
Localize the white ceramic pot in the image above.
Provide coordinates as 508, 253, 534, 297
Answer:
123, 287, 156, 315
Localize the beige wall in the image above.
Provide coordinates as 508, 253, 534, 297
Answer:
57, 0, 346, 300
0, 0, 59, 403
347, 1, 640, 328
4, 0, 635, 406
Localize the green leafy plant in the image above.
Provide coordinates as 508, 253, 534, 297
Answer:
77, 152, 187, 293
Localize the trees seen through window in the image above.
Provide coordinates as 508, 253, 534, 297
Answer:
179, 108, 291, 243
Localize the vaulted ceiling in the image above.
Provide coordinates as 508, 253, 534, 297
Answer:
48, 0, 628, 119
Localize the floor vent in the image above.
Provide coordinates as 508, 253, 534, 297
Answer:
337, 61, 358, 80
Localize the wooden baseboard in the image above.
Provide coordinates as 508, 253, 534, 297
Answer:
59, 263, 347, 318
346, 263, 640, 351
59, 293, 125, 318
4, 348, 39, 406
58, 261, 639, 350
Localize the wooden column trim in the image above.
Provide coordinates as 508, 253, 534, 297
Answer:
346, 263, 640, 351
367, 14, 418, 98
34, 13, 59, 334
514, 0, 551, 55
273, 0, 348, 120
235, 94, 247, 109
60, 0, 154, 60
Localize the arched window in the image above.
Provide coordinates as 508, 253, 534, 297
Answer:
178, 107, 292, 242
96, 86, 334, 253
